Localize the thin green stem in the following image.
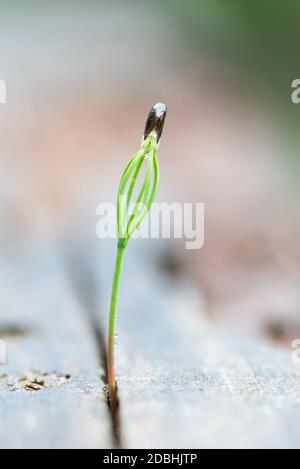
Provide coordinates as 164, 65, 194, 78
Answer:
107, 245, 125, 398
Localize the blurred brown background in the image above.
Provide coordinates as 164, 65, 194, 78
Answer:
1, 0, 300, 344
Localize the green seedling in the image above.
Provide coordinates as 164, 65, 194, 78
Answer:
107, 103, 167, 405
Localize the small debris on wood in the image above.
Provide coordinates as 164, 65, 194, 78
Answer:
0, 323, 32, 339
2, 369, 71, 392
264, 319, 300, 347
159, 250, 185, 279
24, 382, 42, 391
103, 384, 109, 402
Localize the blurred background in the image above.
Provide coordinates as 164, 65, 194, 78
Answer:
1, 0, 300, 345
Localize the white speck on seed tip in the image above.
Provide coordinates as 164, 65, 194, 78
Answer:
153, 102, 167, 117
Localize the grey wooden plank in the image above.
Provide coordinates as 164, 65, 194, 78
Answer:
0, 239, 111, 449
96, 240, 300, 449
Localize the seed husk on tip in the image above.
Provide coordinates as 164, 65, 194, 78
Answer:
144, 102, 167, 143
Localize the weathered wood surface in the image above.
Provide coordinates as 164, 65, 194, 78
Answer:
1, 232, 300, 449
0, 239, 111, 449
96, 240, 300, 449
